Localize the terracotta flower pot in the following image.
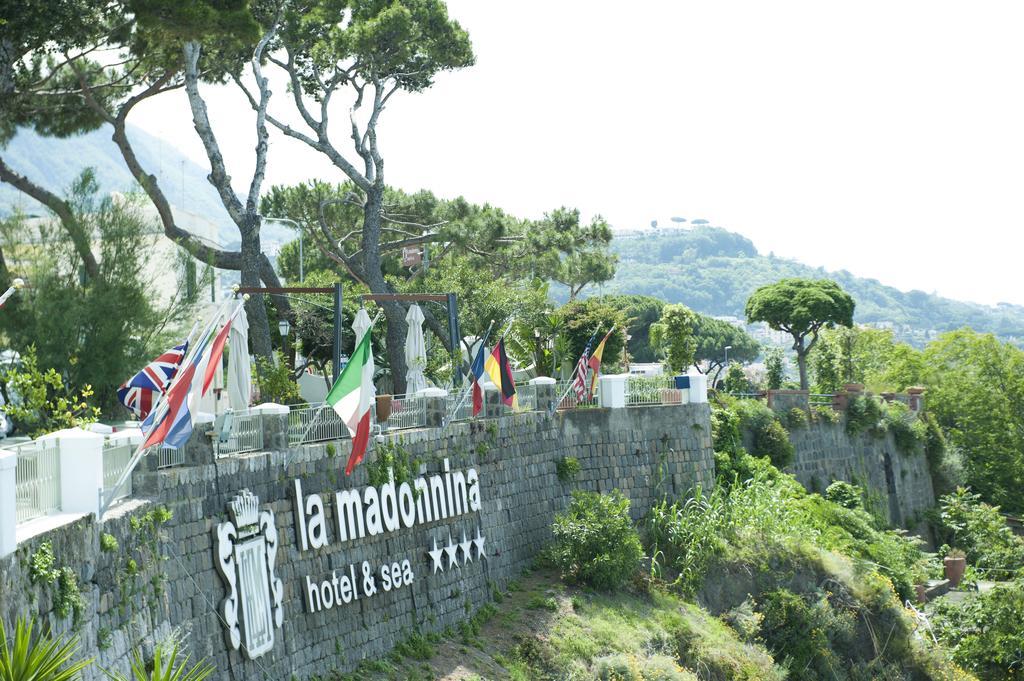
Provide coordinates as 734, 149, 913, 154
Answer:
944, 556, 966, 587
376, 394, 393, 422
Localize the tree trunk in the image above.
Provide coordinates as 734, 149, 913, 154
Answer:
796, 348, 809, 391
241, 216, 272, 359
361, 186, 409, 394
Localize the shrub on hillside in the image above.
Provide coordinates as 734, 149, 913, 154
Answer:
938, 487, 1024, 577
824, 481, 863, 511
930, 577, 1024, 680
731, 399, 795, 468
845, 394, 885, 436
550, 490, 643, 591
883, 401, 927, 455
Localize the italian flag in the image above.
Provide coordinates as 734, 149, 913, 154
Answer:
327, 330, 374, 475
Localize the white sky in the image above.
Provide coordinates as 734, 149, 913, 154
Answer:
132, 0, 1024, 307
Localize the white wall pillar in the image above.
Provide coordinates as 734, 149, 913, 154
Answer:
687, 372, 708, 403
598, 374, 628, 409
0, 449, 15, 558
40, 427, 105, 518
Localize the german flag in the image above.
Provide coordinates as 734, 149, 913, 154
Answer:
484, 337, 517, 407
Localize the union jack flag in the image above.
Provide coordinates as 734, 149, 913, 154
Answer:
117, 341, 189, 420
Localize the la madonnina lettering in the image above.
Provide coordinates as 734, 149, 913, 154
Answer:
292, 458, 482, 613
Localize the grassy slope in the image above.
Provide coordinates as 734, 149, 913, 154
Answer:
337, 568, 783, 681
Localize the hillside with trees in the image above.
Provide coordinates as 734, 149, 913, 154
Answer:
605, 226, 1024, 341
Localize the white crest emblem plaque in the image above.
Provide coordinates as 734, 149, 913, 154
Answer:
213, 489, 284, 659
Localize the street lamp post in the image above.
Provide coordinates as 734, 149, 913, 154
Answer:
722, 345, 733, 391
263, 216, 305, 283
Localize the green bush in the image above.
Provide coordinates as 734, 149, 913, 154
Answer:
844, 394, 884, 436
758, 589, 845, 678
254, 353, 303, 405
593, 653, 696, 680
812, 405, 840, 424
752, 419, 794, 468
930, 577, 1024, 680
550, 490, 643, 591
710, 401, 743, 456
883, 401, 926, 455
824, 481, 863, 511
784, 407, 807, 429
555, 456, 581, 483
105, 641, 214, 681
731, 400, 795, 468
0, 616, 91, 681
938, 487, 1024, 578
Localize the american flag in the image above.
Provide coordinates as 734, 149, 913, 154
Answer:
572, 349, 590, 402
117, 341, 189, 420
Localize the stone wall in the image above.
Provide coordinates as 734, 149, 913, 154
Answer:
785, 419, 935, 530
0, 403, 714, 680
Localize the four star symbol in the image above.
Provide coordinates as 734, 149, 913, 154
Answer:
427, 527, 488, 573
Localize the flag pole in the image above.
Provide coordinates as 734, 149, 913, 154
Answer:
100, 295, 244, 517
586, 324, 616, 400
299, 309, 386, 449
551, 324, 601, 415
441, 319, 497, 430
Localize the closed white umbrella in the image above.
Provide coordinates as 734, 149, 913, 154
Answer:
227, 306, 252, 410
353, 307, 377, 399
404, 304, 428, 394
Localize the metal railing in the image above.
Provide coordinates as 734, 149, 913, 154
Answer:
626, 375, 682, 406
379, 394, 427, 431
156, 446, 187, 469
289, 403, 347, 446
14, 440, 61, 523
102, 441, 133, 501
445, 390, 474, 423
553, 380, 599, 410
217, 410, 264, 457
516, 384, 538, 412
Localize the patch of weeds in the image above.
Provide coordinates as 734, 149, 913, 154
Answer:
391, 631, 435, 661
527, 595, 558, 611
97, 626, 113, 651
555, 455, 581, 483
489, 579, 504, 603
474, 441, 489, 460
100, 533, 119, 553
326, 442, 336, 458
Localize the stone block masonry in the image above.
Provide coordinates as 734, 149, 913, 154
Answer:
0, 403, 714, 680
785, 419, 935, 531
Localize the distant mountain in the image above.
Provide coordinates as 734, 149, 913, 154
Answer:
604, 226, 1024, 342
0, 126, 297, 248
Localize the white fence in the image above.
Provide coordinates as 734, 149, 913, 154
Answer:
14, 440, 61, 524
445, 390, 474, 423
378, 395, 427, 431
516, 384, 538, 412
625, 375, 683, 407
553, 380, 600, 410
102, 441, 133, 501
217, 410, 265, 457
156, 446, 186, 469
288, 403, 347, 446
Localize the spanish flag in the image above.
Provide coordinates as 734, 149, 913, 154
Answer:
484, 337, 517, 408
588, 327, 615, 397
